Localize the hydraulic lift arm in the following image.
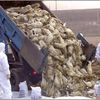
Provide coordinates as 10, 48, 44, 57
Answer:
76, 33, 96, 67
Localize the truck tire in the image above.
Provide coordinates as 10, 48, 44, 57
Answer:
10, 68, 20, 91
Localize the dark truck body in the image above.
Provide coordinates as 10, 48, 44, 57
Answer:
77, 33, 96, 67
0, 1, 52, 90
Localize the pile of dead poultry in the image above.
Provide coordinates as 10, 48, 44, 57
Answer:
6, 3, 97, 98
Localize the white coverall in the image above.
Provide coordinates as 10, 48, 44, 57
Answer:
95, 43, 100, 63
0, 42, 12, 99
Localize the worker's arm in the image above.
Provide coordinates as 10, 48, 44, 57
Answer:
95, 43, 100, 62
1, 54, 10, 78
95, 43, 100, 58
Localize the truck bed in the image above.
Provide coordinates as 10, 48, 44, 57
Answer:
0, 1, 55, 17
0, 1, 52, 73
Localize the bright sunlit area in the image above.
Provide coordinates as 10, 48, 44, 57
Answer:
43, 1, 100, 10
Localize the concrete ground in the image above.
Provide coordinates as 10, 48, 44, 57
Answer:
12, 91, 91, 99
12, 91, 31, 99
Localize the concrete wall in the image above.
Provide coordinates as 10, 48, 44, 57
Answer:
53, 9, 100, 36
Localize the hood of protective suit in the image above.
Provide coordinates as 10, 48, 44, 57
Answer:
0, 42, 5, 53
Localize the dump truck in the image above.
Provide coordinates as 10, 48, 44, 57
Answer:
0, 1, 96, 91
0, 1, 54, 91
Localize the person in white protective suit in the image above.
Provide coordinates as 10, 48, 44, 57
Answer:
95, 43, 100, 63
0, 42, 12, 99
